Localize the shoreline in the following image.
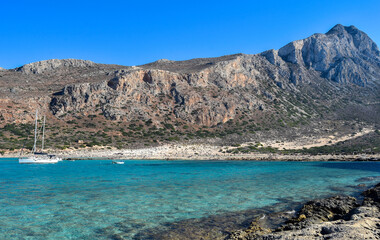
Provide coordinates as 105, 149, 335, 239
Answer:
227, 182, 380, 240
2, 144, 379, 161
139, 182, 379, 240
3, 154, 380, 161
2, 152, 380, 161
68, 154, 380, 161
123, 182, 380, 239
2, 127, 378, 161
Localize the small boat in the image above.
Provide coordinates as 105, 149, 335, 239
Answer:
112, 161, 125, 165
19, 110, 62, 164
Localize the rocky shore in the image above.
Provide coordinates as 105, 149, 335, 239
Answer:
129, 182, 380, 239
227, 183, 380, 240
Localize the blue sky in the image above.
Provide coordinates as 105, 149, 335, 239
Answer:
1, 0, 379, 69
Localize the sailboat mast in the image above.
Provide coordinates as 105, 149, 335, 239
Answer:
32, 110, 38, 153
41, 115, 46, 152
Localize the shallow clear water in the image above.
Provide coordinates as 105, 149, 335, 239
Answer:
0, 159, 379, 239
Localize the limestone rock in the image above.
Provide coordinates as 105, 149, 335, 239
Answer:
16, 59, 96, 74
49, 67, 253, 126
281, 196, 359, 230
277, 24, 380, 86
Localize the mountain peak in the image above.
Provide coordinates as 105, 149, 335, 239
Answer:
276, 24, 380, 86
155, 59, 174, 63
327, 24, 345, 34
326, 24, 359, 36
16, 59, 96, 74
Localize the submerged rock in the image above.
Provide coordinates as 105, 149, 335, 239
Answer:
356, 176, 380, 182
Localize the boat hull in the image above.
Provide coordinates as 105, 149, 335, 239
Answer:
19, 156, 62, 164
112, 161, 125, 164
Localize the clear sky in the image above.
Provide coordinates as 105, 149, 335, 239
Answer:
1, 0, 379, 69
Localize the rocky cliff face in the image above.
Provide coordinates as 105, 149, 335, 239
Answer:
49, 61, 267, 126
1, 24, 380, 130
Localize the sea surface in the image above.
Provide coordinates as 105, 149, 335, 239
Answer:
0, 159, 379, 239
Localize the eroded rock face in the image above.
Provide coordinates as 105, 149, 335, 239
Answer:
49, 65, 266, 126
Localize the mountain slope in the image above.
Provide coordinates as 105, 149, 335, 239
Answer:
48, 24, 380, 126
0, 24, 379, 150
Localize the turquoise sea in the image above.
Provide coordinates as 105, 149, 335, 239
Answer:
0, 159, 379, 239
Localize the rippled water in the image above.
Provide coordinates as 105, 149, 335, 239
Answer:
0, 159, 379, 239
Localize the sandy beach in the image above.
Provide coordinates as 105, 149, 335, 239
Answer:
2, 127, 378, 161
3, 142, 379, 161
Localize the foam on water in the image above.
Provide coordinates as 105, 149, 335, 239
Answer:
0, 159, 379, 239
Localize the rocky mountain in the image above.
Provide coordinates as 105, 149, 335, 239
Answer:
0, 24, 379, 150
48, 24, 380, 125
276, 24, 380, 86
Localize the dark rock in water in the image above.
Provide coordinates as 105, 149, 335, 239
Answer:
110, 234, 125, 240
134, 202, 299, 240
133, 209, 267, 240
328, 186, 352, 192
356, 176, 380, 182
362, 182, 380, 207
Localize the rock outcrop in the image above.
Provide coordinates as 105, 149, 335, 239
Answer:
49, 64, 265, 126
228, 183, 380, 240
362, 182, 380, 207
280, 196, 359, 230
16, 59, 96, 74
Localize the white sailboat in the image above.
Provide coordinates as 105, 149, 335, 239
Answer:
19, 110, 62, 164
112, 161, 125, 164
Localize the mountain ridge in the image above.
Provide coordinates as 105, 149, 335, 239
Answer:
11, 25, 379, 76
